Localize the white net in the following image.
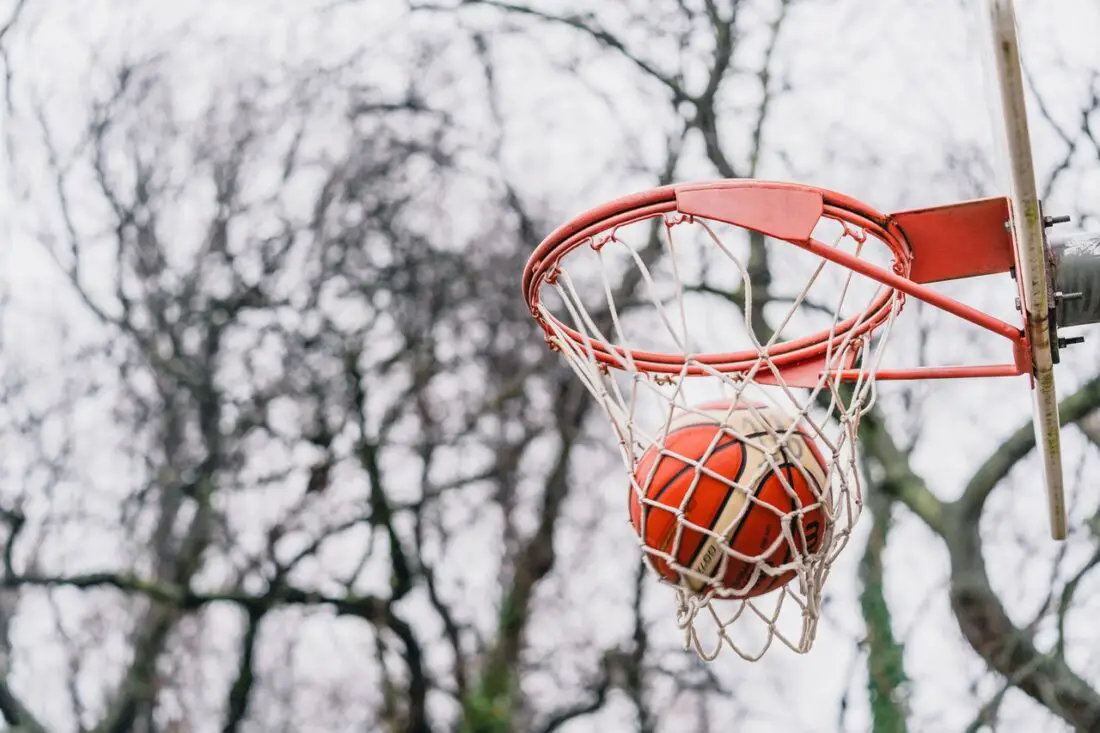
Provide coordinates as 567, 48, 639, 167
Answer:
534, 208, 905, 661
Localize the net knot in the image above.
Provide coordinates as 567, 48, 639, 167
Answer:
841, 221, 868, 244
675, 589, 707, 646
545, 262, 562, 285
590, 232, 617, 252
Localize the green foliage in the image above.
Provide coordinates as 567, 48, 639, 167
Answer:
460, 594, 522, 733
460, 681, 514, 733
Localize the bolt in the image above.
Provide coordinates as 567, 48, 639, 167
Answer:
1058, 335, 1086, 349
1043, 214, 1072, 228
1058, 291, 1084, 303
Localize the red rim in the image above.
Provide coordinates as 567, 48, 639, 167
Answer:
521, 180, 910, 377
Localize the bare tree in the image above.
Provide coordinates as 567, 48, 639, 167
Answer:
3, 47, 505, 730
0, 9, 700, 729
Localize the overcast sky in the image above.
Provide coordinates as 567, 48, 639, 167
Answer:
2, 1, 1100, 731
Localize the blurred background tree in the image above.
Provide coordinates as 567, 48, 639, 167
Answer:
0, 1, 1098, 731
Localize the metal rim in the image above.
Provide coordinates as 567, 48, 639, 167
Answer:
522, 180, 910, 377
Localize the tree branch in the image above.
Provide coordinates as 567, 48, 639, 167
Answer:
221, 608, 264, 733
956, 371, 1100, 522
0, 0, 28, 47
535, 656, 612, 733
0, 504, 43, 731
1054, 545, 1100, 660
691, 0, 739, 178
0, 678, 46, 732
746, 0, 791, 177
625, 561, 653, 733
0, 0, 28, 121
4, 571, 391, 618
440, 1, 683, 98
947, 516, 1100, 731
919, 375, 1100, 731
1076, 408, 1100, 450
858, 407, 947, 535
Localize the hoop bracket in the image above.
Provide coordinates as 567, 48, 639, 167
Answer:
891, 197, 1017, 283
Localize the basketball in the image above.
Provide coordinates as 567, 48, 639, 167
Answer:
628, 401, 829, 597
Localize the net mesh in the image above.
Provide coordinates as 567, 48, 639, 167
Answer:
534, 208, 904, 661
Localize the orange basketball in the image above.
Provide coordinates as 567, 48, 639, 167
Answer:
628, 401, 829, 597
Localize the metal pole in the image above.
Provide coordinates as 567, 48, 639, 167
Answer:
1050, 232, 1100, 328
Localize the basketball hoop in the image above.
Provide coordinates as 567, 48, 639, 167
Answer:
522, 180, 1061, 661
